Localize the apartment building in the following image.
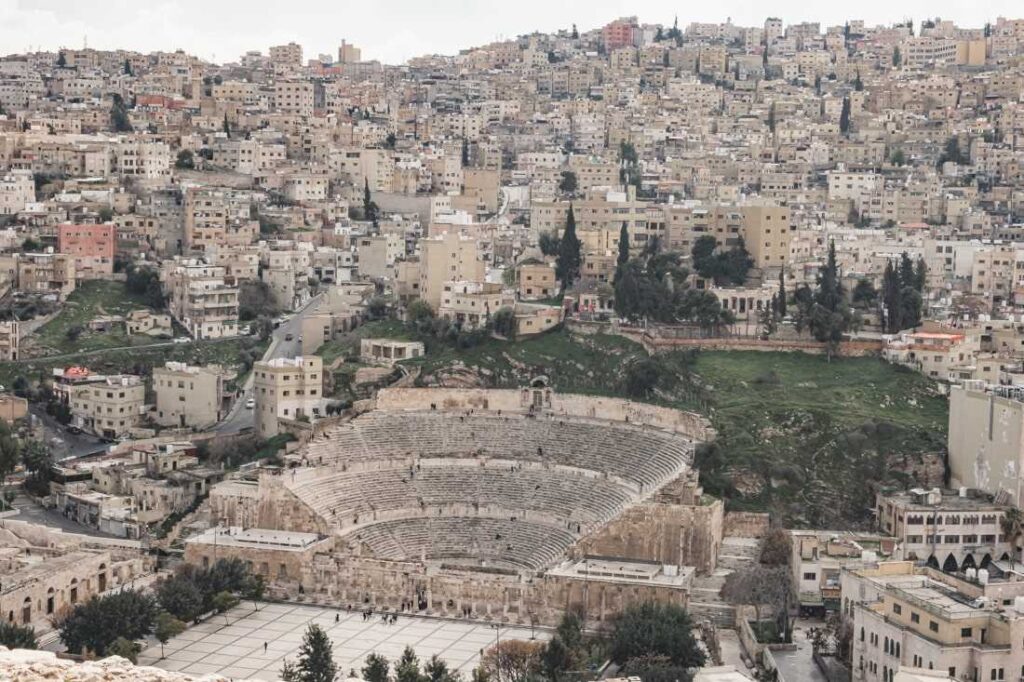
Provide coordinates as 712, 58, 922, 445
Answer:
663, 203, 791, 268
269, 42, 303, 71
15, 252, 76, 299
183, 187, 256, 252
0, 169, 34, 215
114, 138, 171, 179
417, 231, 485, 310
876, 488, 1012, 573
360, 339, 425, 366
262, 249, 311, 311
152, 362, 224, 430
338, 40, 362, 64
438, 281, 514, 330
253, 356, 324, 438
356, 233, 404, 279
790, 530, 896, 615
847, 561, 1024, 682
0, 321, 18, 361
162, 259, 240, 339
70, 375, 145, 439
272, 80, 314, 117
948, 383, 1024, 508
518, 261, 557, 300
57, 223, 115, 279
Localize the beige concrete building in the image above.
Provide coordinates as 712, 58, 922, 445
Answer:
70, 375, 145, 439
14, 252, 76, 299
162, 259, 240, 339
847, 561, 1024, 682
438, 280, 513, 330
417, 232, 485, 310
948, 383, 1024, 508
254, 355, 324, 438
0, 320, 18, 361
356, 233, 404, 280
360, 338, 424, 365
152, 362, 225, 430
518, 261, 557, 300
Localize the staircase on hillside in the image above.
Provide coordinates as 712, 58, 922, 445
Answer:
689, 536, 761, 628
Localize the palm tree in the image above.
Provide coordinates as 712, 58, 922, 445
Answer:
1000, 508, 1024, 567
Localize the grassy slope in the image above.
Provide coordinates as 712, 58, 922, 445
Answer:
347, 322, 948, 529
32, 281, 166, 354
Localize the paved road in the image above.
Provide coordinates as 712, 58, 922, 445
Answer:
28, 404, 107, 460
7, 492, 122, 538
213, 294, 324, 434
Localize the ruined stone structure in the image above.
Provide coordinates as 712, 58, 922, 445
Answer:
201, 385, 722, 626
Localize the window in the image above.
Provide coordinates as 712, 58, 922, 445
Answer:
803, 572, 816, 580
893, 604, 902, 615
929, 621, 939, 632
911, 612, 920, 623
961, 627, 972, 638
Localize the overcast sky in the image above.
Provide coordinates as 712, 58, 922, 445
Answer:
1, 0, 1018, 65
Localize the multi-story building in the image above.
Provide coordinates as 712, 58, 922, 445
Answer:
69, 375, 145, 439
876, 488, 1013, 573
14, 252, 76, 299
0, 321, 18, 361
253, 356, 324, 438
162, 259, 240, 339
272, 80, 314, 117
438, 280, 514, 330
518, 262, 557, 300
417, 232, 485, 310
846, 561, 1024, 682
0, 169, 34, 215
57, 223, 115, 279
152, 362, 224, 430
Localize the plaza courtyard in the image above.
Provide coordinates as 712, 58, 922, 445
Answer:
138, 602, 549, 680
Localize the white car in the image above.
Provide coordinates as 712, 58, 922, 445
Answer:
172, 337, 190, 344
245, 398, 255, 409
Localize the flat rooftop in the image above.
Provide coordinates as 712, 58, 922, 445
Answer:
186, 527, 328, 551
138, 602, 549, 681
547, 558, 693, 588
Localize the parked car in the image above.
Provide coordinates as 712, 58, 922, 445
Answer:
285, 333, 294, 341
245, 398, 255, 409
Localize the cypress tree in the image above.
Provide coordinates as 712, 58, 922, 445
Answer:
777, 269, 787, 317
556, 205, 582, 293
617, 222, 630, 269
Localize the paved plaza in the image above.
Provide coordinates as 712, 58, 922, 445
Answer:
139, 602, 549, 680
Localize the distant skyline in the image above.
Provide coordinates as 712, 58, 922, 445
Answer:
1, 0, 1018, 65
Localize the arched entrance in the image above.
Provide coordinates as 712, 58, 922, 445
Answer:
942, 554, 959, 572
21, 597, 31, 624
46, 587, 55, 615
961, 554, 977, 571
925, 555, 940, 570
98, 563, 107, 592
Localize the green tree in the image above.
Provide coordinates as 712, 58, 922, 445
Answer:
211, 591, 239, 625
555, 206, 581, 293
56, 52, 66, 67
175, 149, 195, 169
538, 231, 560, 257
623, 358, 662, 398
223, 114, 231, 138
363, 653, 390, 682
609, 602, 706, 668
154, 612, 185, 659
839, 97, 851, 135
881, 259, 903, 333
110, 94, 133, 133
288, 624, 338, 682
759, 528, 792, 566
777, 270, 787, 317
617, 222, 630, 271
125, 262, 166, 309
106, 636, 142, 663
492, 307, 516, 340
396, 646, 424, 682
424, 655, 460, 682
852, 278, 878, 308
815, 240, 843, 313
58, 589, 158, 656
892, 46, 902, 67
407, 299, 436, 330
123, 59, 133, 76
558, 171, 578, 194
0, 621, 37, 649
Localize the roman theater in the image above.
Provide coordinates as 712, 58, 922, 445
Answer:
193, 382, 734, 627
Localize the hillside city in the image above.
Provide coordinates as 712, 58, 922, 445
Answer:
2, 11, 1024, 682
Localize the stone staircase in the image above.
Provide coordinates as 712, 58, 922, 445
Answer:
690, 536, 761, 628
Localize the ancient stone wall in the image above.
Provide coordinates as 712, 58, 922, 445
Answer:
574, 499, 725, 574
723, 511, 772, 538
298, 554, 689, 627
374, 388, 714, 440
253, 472, 331, 534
